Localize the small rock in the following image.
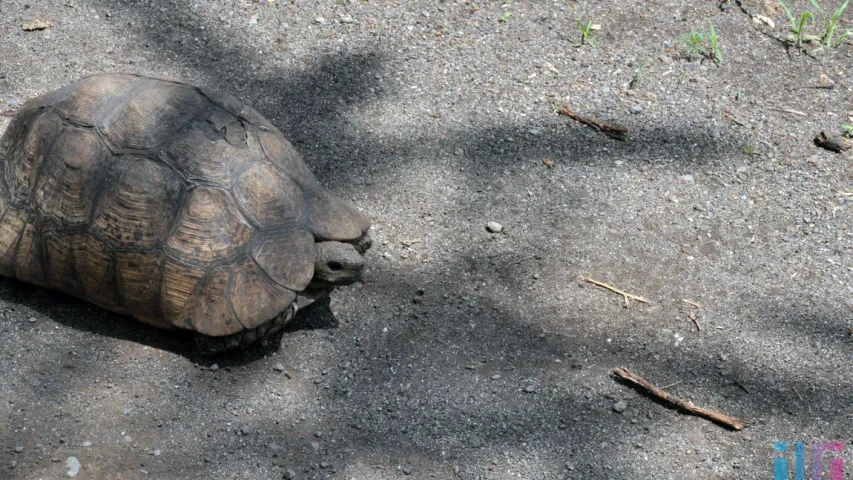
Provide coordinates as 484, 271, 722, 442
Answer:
314, 17, 325, 24
82, 442, 92, 447
313, 431, 322, 438
486, 222, 503, 233
719, 353, 728, 362
209, 363, 219, 372
678, 174, 694, 184
66, 457, 81, 478
123, 435, 133, 443
340, 15, 355, 24
122, 407, 133, 415
490, 374, 502, 380
527, 129, 541, 136
523, 384, 537, 393
402, 466, 414, 475
613, 400, 628, 413
273, 363, 285, 373
27, 317, 37, 323
154, 449, 161, 456
629, 106, 644, 114
283, 469, 296, 479
14, 446, 23, 453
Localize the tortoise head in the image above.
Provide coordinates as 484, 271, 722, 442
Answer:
309, 233, 372, 288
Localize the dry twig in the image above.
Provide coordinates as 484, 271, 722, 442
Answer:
558, 106, 628, 141
510, 256, 535, 266
682, 299, 703, 309
769, 107, 807, 116
688, 312, 702, 331
613, 368, 748, 430
22, 20, 52, 31
581, 277, 648, 307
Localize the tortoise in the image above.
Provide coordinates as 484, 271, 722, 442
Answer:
0, 73, 371, 352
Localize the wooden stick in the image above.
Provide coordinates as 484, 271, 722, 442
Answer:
682, 298, 703, 309
688, 312, 702, 331
509, 256, 535, 266
558, 106, 628, 141
769, 107, 807, 116
581, 277, 648, 307
613, 368, 748, 430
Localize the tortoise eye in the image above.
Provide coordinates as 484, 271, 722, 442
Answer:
328, 261, 343, 271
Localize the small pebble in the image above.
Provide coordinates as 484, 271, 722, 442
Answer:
27, 317, 37, 323
613, 400, 628, 413
629, 106, 644, 114
273, 363, 285, 373
14, 446, 23, 453
524, 384, 537, 393
66, 457, 81, 478
82, 442, 92, 447
283, 469, 296, 480
678, 174, 694, 184
314, 16, 325, 24
486, 222, 503, 233
490, 374, 502, 380
123, 435, 133, 443
154, 449, 161, 456
402, 466, 414, 475
209, 363, 219, 372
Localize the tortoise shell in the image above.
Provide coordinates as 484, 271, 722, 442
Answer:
0, 74, 371, 349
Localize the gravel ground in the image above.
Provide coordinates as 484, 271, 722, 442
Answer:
1, 1, 853, 479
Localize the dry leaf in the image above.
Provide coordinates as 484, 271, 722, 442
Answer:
542, 157, 556, 169
22, 20, 52, 31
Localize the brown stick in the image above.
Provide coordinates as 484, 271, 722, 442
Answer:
581, 277, 648, 307
688, 312, 702, 331
558, 106, 628, 141
612, 368, 748, 430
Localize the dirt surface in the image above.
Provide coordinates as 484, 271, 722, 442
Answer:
1, 1, 852, 479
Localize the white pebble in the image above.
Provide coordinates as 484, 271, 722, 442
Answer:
66, 457, 81, 478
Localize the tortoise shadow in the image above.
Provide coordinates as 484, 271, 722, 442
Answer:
0, 276, 339, 365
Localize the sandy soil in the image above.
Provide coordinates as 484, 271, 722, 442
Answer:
1, 1, 852, 479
